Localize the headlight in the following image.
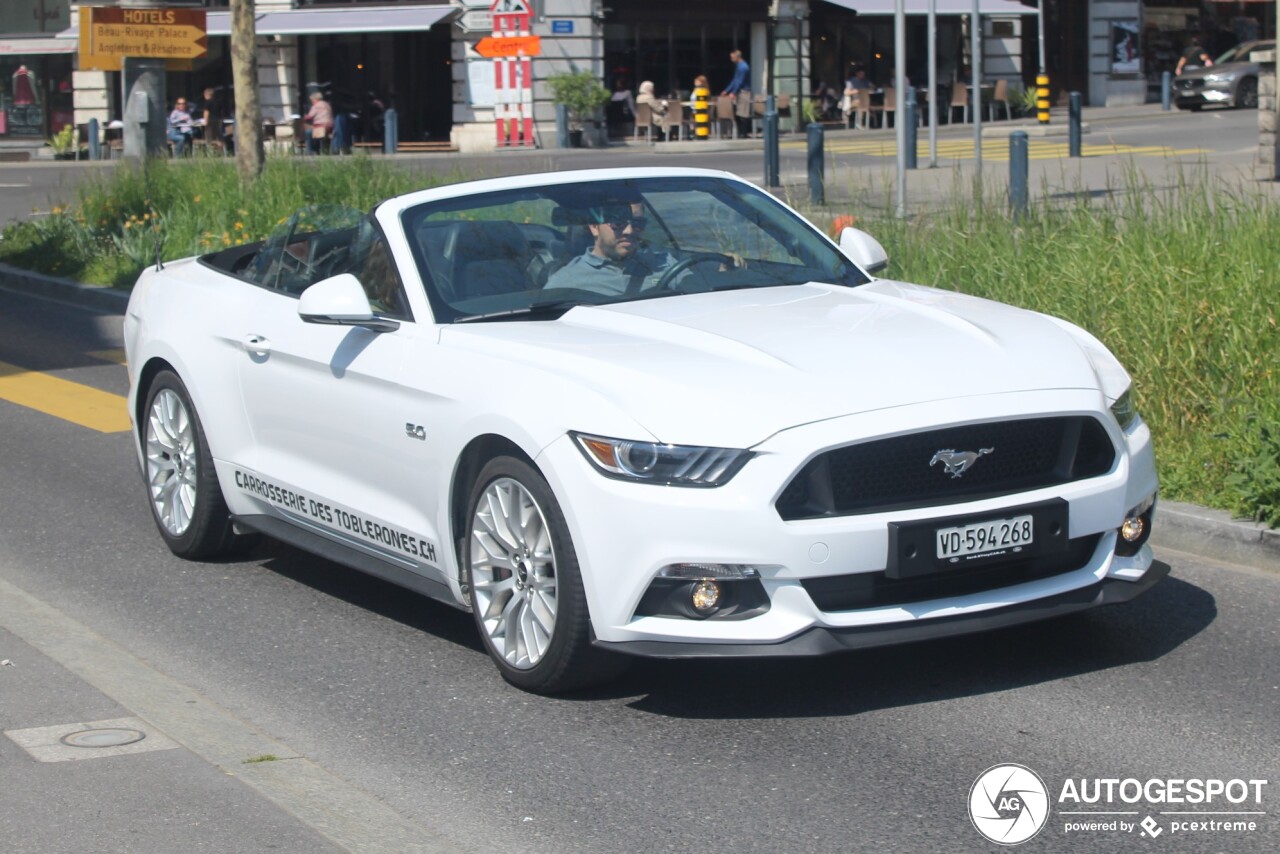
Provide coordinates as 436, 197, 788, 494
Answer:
572, 432, 751, 487
1110, 387, 1140, 431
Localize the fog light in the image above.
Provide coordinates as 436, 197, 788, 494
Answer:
691, 580, 722, 613
1115, 494, 1155, 557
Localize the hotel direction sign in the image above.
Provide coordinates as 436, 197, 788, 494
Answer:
79, 6, 207, 72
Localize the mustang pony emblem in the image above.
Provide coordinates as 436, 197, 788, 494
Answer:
930, 447, 995, 478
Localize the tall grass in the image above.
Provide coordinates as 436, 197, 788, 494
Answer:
0, 153, 472, 286
803, 165, 1280, 520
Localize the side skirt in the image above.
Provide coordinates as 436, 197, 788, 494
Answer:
232, 513, 467, 612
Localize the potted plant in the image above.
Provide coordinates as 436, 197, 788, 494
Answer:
547, 69, 610, 148
48, 124, 79, 160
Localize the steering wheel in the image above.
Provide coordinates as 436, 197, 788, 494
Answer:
655, 252, 737, 291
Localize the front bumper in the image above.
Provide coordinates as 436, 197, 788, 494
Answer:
596, 560, 1168, 658
1174, 81, 1234, 107
540, 389, 1160, 653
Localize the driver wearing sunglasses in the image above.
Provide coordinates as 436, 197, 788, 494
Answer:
545, 201, 686, 296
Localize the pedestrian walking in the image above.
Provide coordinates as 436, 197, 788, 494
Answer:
721, 49, 752, 138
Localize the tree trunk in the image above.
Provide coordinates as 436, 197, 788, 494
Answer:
231, 0, 263, 183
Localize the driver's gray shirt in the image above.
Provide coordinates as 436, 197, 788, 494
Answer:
545, 247, 682, 296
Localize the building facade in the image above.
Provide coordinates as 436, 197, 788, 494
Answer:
8, 1, 1273, 149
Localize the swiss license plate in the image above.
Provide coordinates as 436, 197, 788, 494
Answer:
886, 499, 1068, 579
937, 514, 1033, 561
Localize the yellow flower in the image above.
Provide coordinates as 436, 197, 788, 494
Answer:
124, 221, 132, 229
193, 195, 202, 203
234, 221, 244, 230
51, 206, 63, 215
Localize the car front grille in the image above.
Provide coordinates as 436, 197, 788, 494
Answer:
800, 533, 1102, 612
1175, 79, 1204, 91
775, 416, 1116, 520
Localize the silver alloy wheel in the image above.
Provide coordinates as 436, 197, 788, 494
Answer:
145, 388, 197, 536
470, 477, 559, 669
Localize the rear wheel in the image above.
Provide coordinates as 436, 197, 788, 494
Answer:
464, 456, 627, 693
142, 370, 242, 559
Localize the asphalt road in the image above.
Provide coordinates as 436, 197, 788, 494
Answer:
1, 105, 1270, 227
0, 284, 1277, 852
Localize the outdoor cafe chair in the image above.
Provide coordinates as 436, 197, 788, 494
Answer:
662, 101, 687, 141
633, 102, 654, 142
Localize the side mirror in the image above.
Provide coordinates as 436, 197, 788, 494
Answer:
298, 273, 399, 332
839, 227, 889, 275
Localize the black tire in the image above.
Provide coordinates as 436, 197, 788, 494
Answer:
141, 370, 242, 559
464, 456, 628, 693
1236, 77, 1258, 110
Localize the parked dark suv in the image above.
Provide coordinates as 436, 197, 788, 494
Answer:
1175, 40, 1274, 111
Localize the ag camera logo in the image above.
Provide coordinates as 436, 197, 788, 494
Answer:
969, 763, 1051, 845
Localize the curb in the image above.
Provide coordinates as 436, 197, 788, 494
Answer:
0, 261, 130, 313
1, 265, 1276, 575
1152, 500, 1280, 574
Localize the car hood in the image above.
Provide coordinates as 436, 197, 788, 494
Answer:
440, 281, 1106, 448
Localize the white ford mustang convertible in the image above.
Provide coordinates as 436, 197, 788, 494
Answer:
124, 168, 1164, 693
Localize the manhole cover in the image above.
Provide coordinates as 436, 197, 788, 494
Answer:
60, 727, 146, 748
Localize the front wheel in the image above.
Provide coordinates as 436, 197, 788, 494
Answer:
142, 370, 242, 559
1236, 77, 1258, 109
464, 456, 627, 693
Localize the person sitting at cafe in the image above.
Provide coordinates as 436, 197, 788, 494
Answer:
167, 97, 195, 157
303, 90, 334, 154
841, 68, 874, 127
636, 80, 667, 137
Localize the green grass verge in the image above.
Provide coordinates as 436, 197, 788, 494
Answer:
2, 156, 1276, 525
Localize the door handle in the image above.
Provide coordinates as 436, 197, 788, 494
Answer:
242, 334, 271, 355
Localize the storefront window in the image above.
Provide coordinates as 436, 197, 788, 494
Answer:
0, 55, 73, 139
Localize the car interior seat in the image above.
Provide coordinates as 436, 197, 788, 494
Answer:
450, 221, 534, 302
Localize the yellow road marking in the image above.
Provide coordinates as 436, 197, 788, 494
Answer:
87, 348, 128, 366
0, 360, 131, 433
794, 138, 1208, 160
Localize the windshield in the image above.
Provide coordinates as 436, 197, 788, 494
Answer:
400, 176, 869, 322
1215, 41, 1272, 64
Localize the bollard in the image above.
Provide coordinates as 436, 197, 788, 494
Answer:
1036, 73, 1051, 125
88, 117, 101, 161
764, 94, 780, 188
1009, 131, 1029, 218
1162, 71, 1172, 111
383, 108, 398, 154
808, 122, 825, 206
555, 104, 569, 149
693, 83, 710, 140
1068, 92, 1082, 158
905, 88, 918, 170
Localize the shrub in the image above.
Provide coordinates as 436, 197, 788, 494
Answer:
546, 69, 610, 130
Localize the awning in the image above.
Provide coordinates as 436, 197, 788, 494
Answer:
819, 0, 1039, 14
206, 4, 456, 37
0, 36, 78, 55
